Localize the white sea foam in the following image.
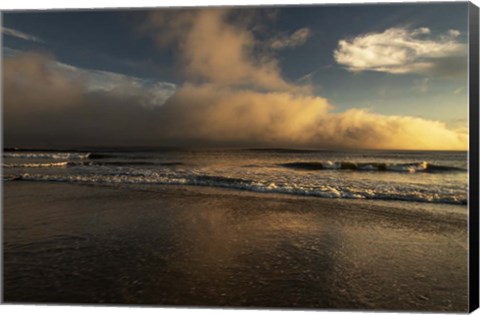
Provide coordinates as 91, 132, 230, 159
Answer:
385, 161, 428, 173
15, 172, 466, 205
3, 152, 91, 159
322, 161, 341, 169
3, 150, 467, 206
3, 162, 71, 168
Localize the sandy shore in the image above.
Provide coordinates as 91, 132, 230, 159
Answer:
3, 181, 468, 311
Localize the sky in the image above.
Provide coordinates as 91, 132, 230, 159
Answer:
1, 3, 471, 149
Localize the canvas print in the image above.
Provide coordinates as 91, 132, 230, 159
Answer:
1, 2, 478, 312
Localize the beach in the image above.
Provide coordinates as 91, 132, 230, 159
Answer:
3, 181, 468, 311
3, 2, 473, 312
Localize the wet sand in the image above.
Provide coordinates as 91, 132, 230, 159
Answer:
3, 181, 468, 311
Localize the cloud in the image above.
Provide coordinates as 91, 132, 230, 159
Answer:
413, 78, 430, 93
158, 83, 332, 145
2, 47, 176, 107
3, 52, 173, 146
3, 52, 467, 150
1, 27, 44, 43
52, 62, 177, 107
329, 109, 467, 150
297, 71, 316, 84
269, 27, 312, 50
140, 8, 305, 92
158, 84, 467, 150
334, 27, 467, 76
446, 118, 468, 136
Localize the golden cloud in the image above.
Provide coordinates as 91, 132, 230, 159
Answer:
3, 52, 468, 150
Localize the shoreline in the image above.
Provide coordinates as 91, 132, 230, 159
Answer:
3, 180, 468, 224
3, 181, 469, 311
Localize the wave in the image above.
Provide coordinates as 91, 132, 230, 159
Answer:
2, 151, 182, 163
11, 172, 466, 205
3, 152, 91, 160
94, 161, 157, 166
3, 175, 22, 181
3, 160, 186, 169
280, 161, 466, 173
2, 151, 132, 161
245, 148, 322, 154
97, 161, 184, 166
2, 161, 73, 168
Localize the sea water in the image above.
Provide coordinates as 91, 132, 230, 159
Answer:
3, 148, 468, 206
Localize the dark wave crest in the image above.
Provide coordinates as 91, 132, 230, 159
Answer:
280, 161, 466, 173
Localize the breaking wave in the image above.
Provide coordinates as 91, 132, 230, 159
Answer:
3, 152, 92, 160
2, 161, 74, 168
12, 172, 466, 205
2, 151, 177, 161
3, 150, 467, 206
280, 161, 466, 173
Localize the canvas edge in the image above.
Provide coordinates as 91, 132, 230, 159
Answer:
469, 1, 480, 313
0, 10, 4, 305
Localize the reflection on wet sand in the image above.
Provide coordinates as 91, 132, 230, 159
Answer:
3, 182, 468, 311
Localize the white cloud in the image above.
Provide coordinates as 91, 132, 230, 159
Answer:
51, 59, 177, 107
269, 27, 312, 50
411, 27, 430, 35
334, 27, 467, 76
448, 29, 461, 38
1, 27, 44, 43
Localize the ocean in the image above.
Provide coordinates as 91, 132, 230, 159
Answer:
2, 148, 469, 309
3, 148, 468, 206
